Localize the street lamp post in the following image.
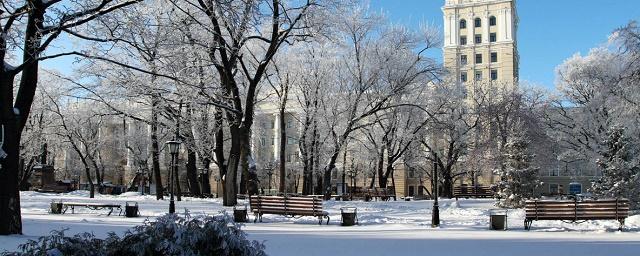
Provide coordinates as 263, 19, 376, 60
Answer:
431, 152, 440, 227
348, 166, 357, 201
166, 140, 181, 214
266, 165, 274, 195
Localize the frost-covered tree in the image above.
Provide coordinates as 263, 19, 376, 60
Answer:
0, 0, 141, 235
495, 127, 541, 208
590, 126, 639, 206
546, 21, 640, 206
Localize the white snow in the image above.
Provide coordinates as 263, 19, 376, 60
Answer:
1, 191, 639, 255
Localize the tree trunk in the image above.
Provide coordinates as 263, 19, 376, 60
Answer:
202, 158, 211, 194
0, 73, 23, 234
84, 166, 95, 198
150, 95, 164, 200
214, 108, 227, 200
314, 172, 323, 195
90, 158, 103, 194
442, 166, 454, 198
376, 149, 385, 188
369, 172, 376, 188
19, 157, 36, 191
223, 127, 243, 206
175, 156, 182, 201
186, 148, 200, 196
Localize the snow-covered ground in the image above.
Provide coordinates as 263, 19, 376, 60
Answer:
1, 191, 639, 255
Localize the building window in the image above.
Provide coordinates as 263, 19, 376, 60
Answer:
550, 169, 559, 176
475, 54, 482, 64
474, 34, 482, 44
460, 19, 466, 29
569, 183, 582, 195
460, 36, 467, 45
474, 18, 481, 27
461, 72, 468, 82
260, 137, 266, 146
460, 55, 467, 65
549, 183, 559, 195
491, 52, 498, 63
287, 137, 296, 145
286, 120, 293, 129
475, 70, 482, 81
490, 33, 497, 42
271, 119, 276, 129
489, 16, 496, 26
271, 137, 275, 146
490, 70, 498, 81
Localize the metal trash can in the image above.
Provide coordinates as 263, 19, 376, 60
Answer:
50, 201, 63, 214
125, 202, 139, 217
234, 205, 248, 223
340, 207, 358, 226
489, 209, 508, 230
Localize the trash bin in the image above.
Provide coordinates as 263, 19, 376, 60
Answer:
50, 201, 63, 214
340, 207, 358, 226
234, 205, 248, 223
489, 209, 508, 230
125, 202, 139, 217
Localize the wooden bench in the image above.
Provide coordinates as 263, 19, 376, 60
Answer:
524, 198, 629, 231
37, 184, 72, 193
365, 188, 396, 201
249, 195, 330, 225
453, 186, 494, 200
56, 202, 122, 216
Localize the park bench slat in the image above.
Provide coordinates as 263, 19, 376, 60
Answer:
250, 195, 329, 225
53, 201, 122, 216
524, 198, 628, 231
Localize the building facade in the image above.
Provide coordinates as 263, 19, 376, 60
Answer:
443, 0, 518, 84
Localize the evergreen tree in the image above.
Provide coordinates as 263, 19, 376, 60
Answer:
495, 130, 541, 208
591, 126, 640, 207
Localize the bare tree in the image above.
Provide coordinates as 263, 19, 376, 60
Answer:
0, 0, 140, 234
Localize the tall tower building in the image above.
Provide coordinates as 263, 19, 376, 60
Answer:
442, 0, 518, 84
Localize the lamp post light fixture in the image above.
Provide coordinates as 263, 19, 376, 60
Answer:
166, 140, 181, 214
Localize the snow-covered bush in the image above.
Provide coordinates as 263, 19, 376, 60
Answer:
494, 131, 541, 208
7, 214, 266, 256
590, 126, 640, 208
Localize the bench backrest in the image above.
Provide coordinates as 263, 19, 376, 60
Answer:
453, 186, 493, 196
525, 199, 629, 220
250, 196, 324, 216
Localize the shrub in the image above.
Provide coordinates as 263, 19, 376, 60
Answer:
5, 214, 266, 256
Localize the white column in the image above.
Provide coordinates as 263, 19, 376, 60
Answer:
452, 14, 459, 46
467, 14, 474, 45
444, 14, 451, 47
483, 11, 490, 43
505, 8, 513, 41
498, 9, 506, 41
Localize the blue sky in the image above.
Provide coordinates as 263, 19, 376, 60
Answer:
41, 0, 640, 91
369, 0, 640, 90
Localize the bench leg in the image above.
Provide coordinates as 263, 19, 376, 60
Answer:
524, 220, 532, 231
326, 216, 330, 225
619, 219, 625, 231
